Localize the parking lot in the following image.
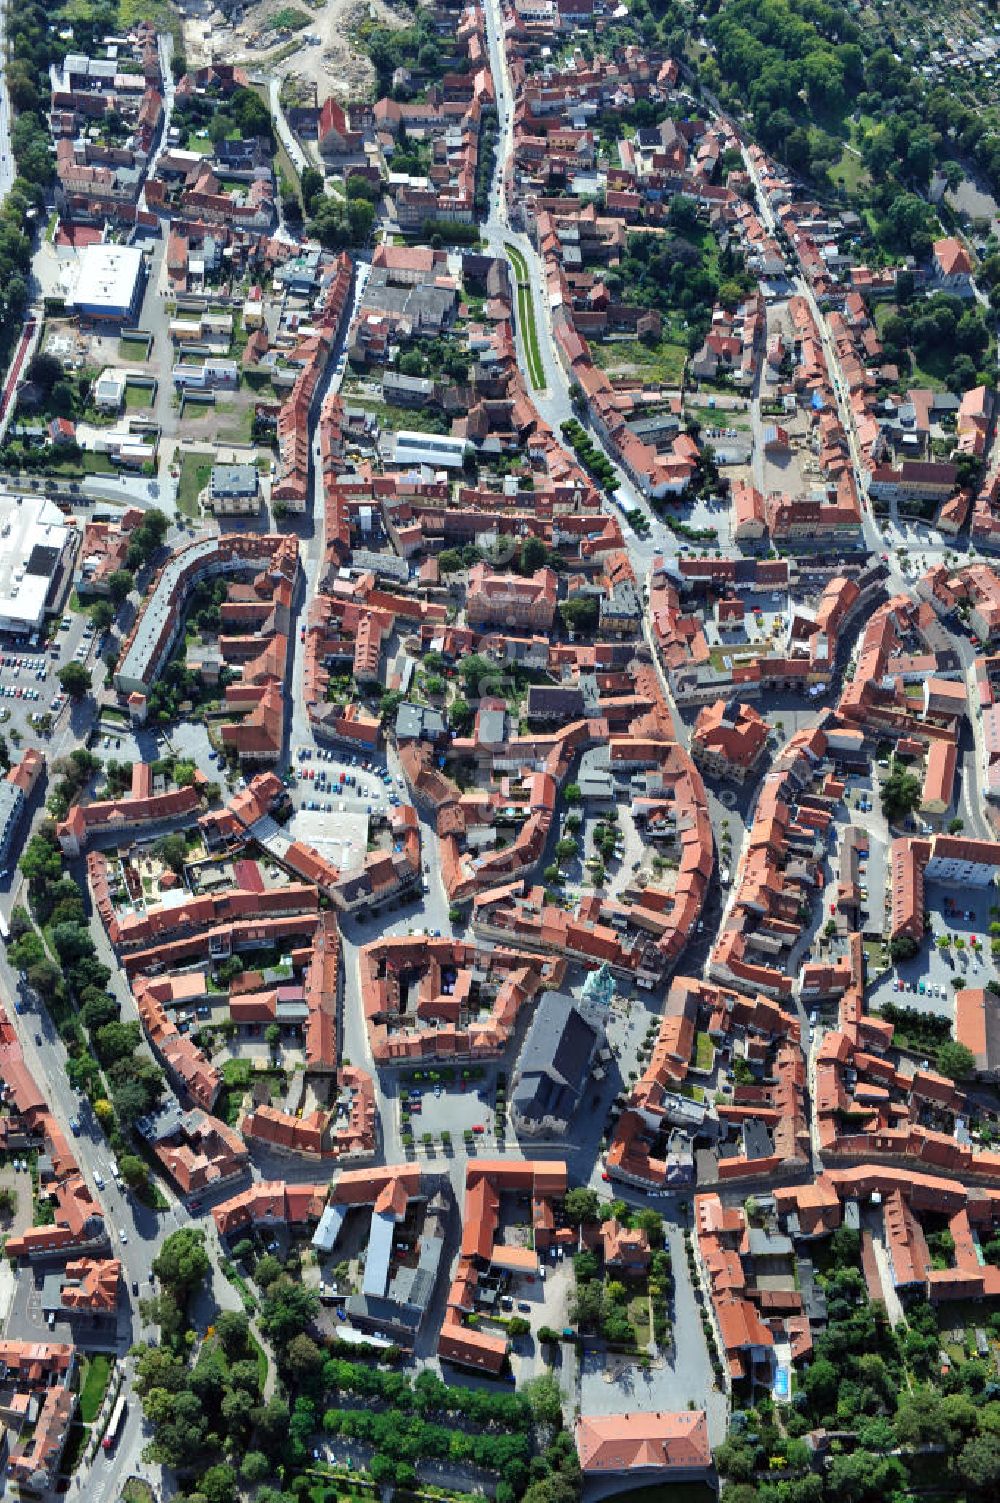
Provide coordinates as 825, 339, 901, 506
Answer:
402, 1072, 496, 1142
867, 878, 996, 1020
291, 744, 408, 822
0, 599, 101, 747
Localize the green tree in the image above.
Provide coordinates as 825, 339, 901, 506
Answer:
558, 596, 599, 633
93, 1019, 141, 1065
518, 536, 548, 574
118, 1154, 148, 1190
199, 1463, 237, 1503
802, 1355, 839, 1413
154, 834, 188, 874
563, 1189, 600, 1225
152, 1227, 210, 1300
937, 1041, 976, 1080
57, 662, 91, 699
107, 569, 134, 604
240, 1452, 270, 1484
634, 1208, 665, 1247
51, 922, 96, 966
958, 1432, 1000, 1493
522, 1373, 563, 1428
26, 959, 62, 1003
300, 166, 324, 214
90, 599, 115, 632
284, 1331, 323, 1383
258, 1277, 320, 1346
215, 1310, 251, 1356
881, 765, 921, 822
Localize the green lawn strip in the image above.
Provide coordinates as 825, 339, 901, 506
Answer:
176, 453, 211, 518
518, 284, 545, 389
248, 1329, 269, 1391
694, 1030, 715, 1071
78, 1353, 112, 1423
506, 243, 545, 389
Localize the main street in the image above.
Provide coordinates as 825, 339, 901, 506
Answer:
480, 0, 670, 585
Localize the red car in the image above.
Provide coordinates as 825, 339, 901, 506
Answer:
472, 1124, 485, 1134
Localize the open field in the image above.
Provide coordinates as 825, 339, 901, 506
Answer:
592, 336, 687, 387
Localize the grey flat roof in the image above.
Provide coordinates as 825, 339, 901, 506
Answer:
211, 464, 258, 495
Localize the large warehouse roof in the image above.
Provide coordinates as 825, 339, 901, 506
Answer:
72, 243, 144, 314
0, 494, 73, 632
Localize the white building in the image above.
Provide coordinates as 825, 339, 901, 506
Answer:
71, 244, 145, 323
0, 495, 75, 636
925, 835, 1000, 888
386, 431, 468, 470
93, 368, 128, 412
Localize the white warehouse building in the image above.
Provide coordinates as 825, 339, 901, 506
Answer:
71, 243, 146, 323
0, 495, 76, 636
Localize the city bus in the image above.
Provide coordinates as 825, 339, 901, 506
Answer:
103, 1395, 126, 1453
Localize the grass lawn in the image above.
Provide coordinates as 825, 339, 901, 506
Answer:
249, 1329, 269, 1392
592, 337, 687, 387
676, 1081, 705, 1102
176, 453, 210, 519
699, 227, 719, 282
78, 1353, 112, 1423
829, 144, 871, 195
873, 300, 978, 388
119, 336, 150, 361
505, 243, 545, 389
628, 1294, 651, 1347
344, 396, 450, 436
222, 1058, 253, 1087
693, 1031, 715, 1071
249, 82, 301, 197
708, 645, 754, 671
125, 384, 152, 411
213, 400, 255, 445
687, 401, 750, 429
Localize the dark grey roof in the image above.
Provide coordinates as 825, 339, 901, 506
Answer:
394, 702, 447, 742
742, 1119, 773, 1160
796, 1258, 828, 1323
526, 684, 584, 719
511, 992, 598, 1128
